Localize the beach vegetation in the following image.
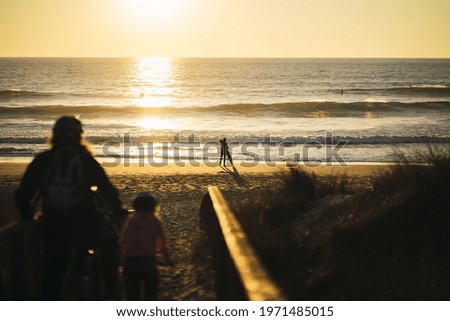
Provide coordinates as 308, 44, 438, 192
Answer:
235, 147, 450, 300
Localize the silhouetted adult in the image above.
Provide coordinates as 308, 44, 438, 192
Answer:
220, 137, 234, 167
15, 116, 125, 300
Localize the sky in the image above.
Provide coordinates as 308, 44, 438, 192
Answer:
0, 0, 449, 58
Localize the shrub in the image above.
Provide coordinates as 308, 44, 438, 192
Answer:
236, 148, 450, 299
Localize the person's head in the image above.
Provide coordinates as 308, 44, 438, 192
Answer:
50, 116, 84, 149
223, 137, 227, 142
132, 192, 159, 213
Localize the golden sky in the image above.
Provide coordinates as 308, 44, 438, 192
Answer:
0, 0, 449, 57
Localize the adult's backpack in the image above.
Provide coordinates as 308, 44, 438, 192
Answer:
43, 147, 84, 214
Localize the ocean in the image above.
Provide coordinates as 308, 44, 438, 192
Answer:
0, 57, 449, 165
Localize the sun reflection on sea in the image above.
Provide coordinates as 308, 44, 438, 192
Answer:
130, 57, 175, 108
137, 117, 178, 130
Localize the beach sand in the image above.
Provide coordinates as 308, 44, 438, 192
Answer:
0, 160, 390, 300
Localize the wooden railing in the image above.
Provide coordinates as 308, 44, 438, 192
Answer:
0, 221, 44, 300
200, 186, 286, 301
2, 187, 286, 301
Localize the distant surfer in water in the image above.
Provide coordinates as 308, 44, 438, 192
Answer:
219, 138, 234, 167
140, 92, 145, 98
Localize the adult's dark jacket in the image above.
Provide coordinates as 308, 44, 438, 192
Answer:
15, 147, 123, 248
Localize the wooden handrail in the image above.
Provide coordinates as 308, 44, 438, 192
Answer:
0, 221, 43, 300
201, 185, 286, 301
0, 221, 21, 239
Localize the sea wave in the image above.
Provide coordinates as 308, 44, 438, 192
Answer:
342, 85, 450, 96
385, 85, 450, 96
1, 101, 449, 118
0, 147, 34, 155
1, 134, 448, 146
404, 84, 449, 89
0, 88, 167, 101
1, 85, 448, 101
0, 89, 60, 100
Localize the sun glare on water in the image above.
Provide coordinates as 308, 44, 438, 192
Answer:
137, 117, 177, 130
130, 57, 175, 108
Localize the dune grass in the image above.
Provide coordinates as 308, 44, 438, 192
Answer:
235, 148, 450, 300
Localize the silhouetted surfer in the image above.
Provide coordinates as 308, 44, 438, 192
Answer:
340, 89, 344, 95
220, 138, 234, 167
219, 138, 225, 165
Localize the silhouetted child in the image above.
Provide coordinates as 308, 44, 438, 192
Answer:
121, 192, 173, 300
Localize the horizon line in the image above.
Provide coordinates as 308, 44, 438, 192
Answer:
1, 56, 450, 59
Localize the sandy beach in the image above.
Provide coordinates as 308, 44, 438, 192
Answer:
0, 160, 389, 300
0, 160, 391, 176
